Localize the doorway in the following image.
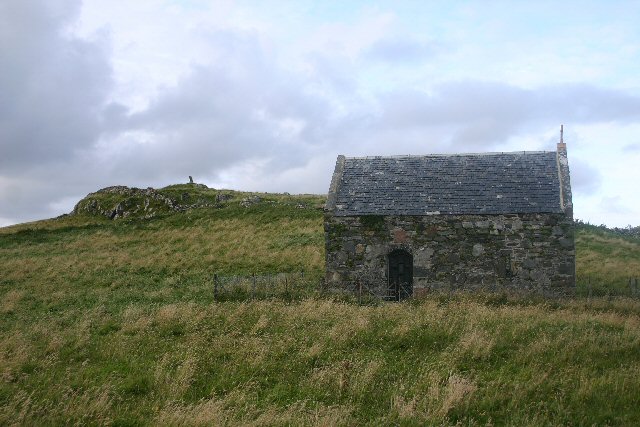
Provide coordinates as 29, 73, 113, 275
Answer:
388, 249, 413, 301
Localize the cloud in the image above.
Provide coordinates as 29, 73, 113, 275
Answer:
102, 29, 339, 185
0, 169, 81, 222
623, 143, 640, 152
598, 196, 631, 215
569, 158, 602, 195
0, 0, 113, 173
373, 82, 640, 150
0, 0, 114, 222
364, 36, 441, 64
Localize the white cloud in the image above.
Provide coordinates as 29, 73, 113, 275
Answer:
569, 158, 602, 195
364, 36, 441, 64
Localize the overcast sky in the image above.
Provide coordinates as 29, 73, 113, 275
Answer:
1, 0, 640, 227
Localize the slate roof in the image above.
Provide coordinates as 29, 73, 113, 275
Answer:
328, 151, 563, 216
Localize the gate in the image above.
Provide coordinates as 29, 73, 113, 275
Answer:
388, 249, 413, 301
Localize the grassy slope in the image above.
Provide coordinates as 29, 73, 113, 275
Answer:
576, 223, 640, 294
1, 186, 639, 425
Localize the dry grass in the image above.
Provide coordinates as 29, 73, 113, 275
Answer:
0, 294, 639, 425
576, 229, 640, 294
1, 190, 640, 424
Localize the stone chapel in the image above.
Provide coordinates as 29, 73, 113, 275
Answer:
324, 131, 575, 299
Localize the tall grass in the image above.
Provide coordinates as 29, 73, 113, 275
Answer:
1, 296, 639, 425
576, 227, 640, 296
1, 188, 639, 425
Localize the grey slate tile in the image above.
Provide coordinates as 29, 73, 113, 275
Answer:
332, 152, 562, 216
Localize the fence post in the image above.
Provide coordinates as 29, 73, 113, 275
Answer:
267, 273, 271, 298
358, 280, 362, 305
588, 276, 592, 299
214, 273, 218, 301
252, 273, 256, 300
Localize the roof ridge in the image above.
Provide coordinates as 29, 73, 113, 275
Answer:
345, 151, 554, 160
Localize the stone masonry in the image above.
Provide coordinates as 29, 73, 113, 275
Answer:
324, 140, 575, 298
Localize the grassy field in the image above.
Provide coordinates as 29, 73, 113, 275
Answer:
575, 223, 640, 295
1, 185, 639, 425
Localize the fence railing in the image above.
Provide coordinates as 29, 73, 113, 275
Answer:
341, 279, 413, 303
578, 275, 640, 298
212, 272, 416, 303
212, 270, 323, 301
211, 272, 640, 302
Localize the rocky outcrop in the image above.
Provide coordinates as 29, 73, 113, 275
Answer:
240, 195, 262, 207
71, 185, 216, 220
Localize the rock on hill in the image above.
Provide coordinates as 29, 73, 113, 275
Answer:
70, 183, 320, 221
71, 184, 225, 220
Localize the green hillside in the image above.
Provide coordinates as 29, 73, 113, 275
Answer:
1, 184, 639, 425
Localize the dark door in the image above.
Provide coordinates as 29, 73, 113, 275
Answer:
388, 250, 413, 301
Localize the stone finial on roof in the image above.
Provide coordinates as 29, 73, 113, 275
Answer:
558, 125, 566, 152
556, 126, 572, 218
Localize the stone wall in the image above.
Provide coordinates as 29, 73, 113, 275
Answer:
324, 212, 575, 296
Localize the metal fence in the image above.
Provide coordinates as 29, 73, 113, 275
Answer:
212, 272, 640, 302
341, 279, 413, 303
212, 270, 322, 301
578, 275, 640, 298
212, 272, 416, 303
